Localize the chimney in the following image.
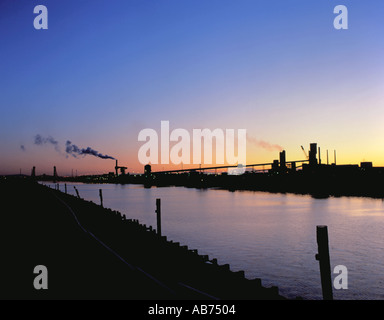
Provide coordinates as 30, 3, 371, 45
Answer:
279, 150, 286, 169
309, 143, 318, 166
53, 166, 57, 183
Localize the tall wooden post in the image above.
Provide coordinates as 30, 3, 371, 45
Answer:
315, 225, 333, 300
65, 183, 67, 194
156, 198, 161, 236
74, 186, 80, 199
99, 189, 103, 207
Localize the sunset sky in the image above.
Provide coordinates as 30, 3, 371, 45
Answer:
1, 0, 384, 176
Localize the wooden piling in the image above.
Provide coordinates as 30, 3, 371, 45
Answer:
250, 278, 262, 287
269, 286, 279, 296
221, 264, 230, 271
234, 270, 245, 278
74, 186, 80, 199
65, 183, 67, 194
156, 198, 161, 236
315, 225, 333, 300
99, 189, 103, 207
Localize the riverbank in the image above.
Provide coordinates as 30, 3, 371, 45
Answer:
0, 177, 286, 300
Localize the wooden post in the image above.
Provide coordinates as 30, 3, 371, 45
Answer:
315, 225, 333, 300
156, 198, 161, 236
99, 189, 103, 207
65, 183, 67, 194
74, 186, 80, 199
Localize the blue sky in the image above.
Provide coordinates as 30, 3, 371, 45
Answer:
1, 0, 384, 175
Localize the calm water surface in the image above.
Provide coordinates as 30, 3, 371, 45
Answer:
49, 182, 384, 300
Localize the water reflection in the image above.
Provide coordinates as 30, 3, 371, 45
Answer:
47, 182, 384, 300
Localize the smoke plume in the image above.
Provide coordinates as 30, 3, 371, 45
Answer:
247, 136, 283, 152
65, 141, 115, 160
33, 134, 115, 160
34, 134, 60, 152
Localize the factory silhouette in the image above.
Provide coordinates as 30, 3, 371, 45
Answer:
32, 143, 384, 199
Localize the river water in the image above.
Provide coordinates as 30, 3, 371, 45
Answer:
48, 182, 384, 300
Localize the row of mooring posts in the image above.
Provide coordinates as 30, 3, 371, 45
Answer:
49, 183, 69, 194
96, 189, 162, 236
56, 184, 334, 300
97, 188, 162, 236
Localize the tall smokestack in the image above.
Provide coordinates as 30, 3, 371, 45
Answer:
115, 160, 118, 176
318, 147, 321, 165
334, 150, 337, 165
31, 166, 36, 178
309, 143, 318, 166
279, 150, 286, 169
327, 150, 329, 165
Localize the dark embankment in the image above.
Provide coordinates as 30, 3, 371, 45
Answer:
0, 177, 285, 300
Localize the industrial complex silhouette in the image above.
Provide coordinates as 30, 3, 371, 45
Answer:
31, 143, 384, 199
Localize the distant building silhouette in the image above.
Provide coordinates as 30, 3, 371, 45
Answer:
361, 162, 373, 169
309, 143, 318, 166
271, 159, 279, 172
53, 166, 58, 182
279, 150, 286, 171
115, 160, 127, 176
144, 164, 152, 175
